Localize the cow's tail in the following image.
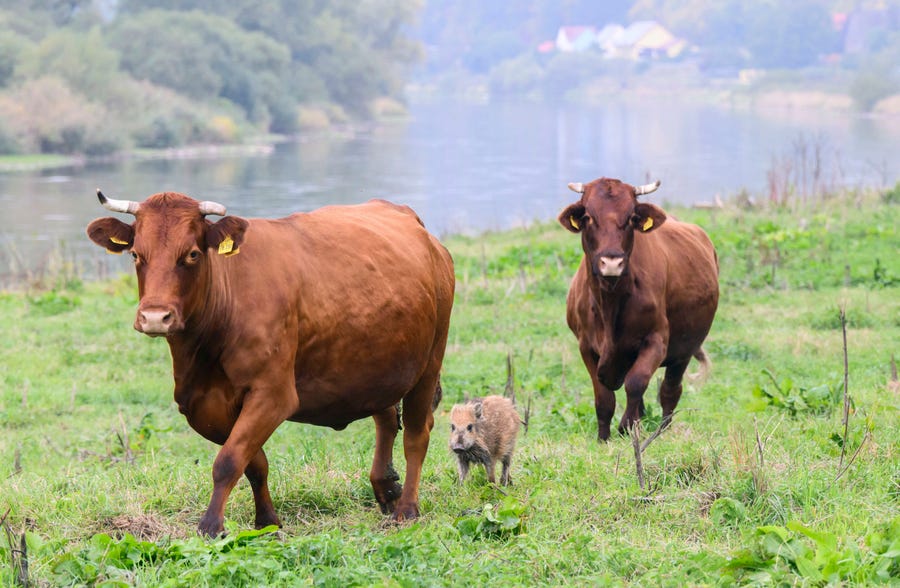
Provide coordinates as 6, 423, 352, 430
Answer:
689, 347, 712, 383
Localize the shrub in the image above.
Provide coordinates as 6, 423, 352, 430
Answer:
0, 76, 127, 154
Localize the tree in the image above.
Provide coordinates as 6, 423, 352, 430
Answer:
108, 10, 295, 128
114, 0, 423, 116
16, 27, 121, 97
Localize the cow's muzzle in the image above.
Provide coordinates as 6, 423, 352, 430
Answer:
598, 256, 625, 277
134, 306, 182, 336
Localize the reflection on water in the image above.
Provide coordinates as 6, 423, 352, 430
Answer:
0, 98, 897, 282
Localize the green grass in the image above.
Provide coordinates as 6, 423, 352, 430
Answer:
0, 154, 81, 172
1, 193, 898, 586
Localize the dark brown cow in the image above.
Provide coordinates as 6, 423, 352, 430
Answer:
558, 177, 718, 441
87, 191, 454, 536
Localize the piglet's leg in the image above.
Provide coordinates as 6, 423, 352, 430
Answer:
456, 458, 470, 483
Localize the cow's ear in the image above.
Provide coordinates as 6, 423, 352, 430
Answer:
632, 203, 667, 233
207, 216, 249, 256
558, 203, 586, 233
87, 217, 134, 254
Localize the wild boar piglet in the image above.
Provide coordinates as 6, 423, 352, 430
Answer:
448, 395, 520, 485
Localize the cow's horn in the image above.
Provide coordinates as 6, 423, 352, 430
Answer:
635, 180, 661, 196
567, 182, 584, 194
97, 189, 140, 214
198, 201, 227, 216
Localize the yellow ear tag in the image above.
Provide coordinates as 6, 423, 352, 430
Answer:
106, 249, 122, 255
570, 216, 580, 230
224, 247, 240, 257
642, 217, 654, 231
218, 235, 234, 255
109, 236, 128, 245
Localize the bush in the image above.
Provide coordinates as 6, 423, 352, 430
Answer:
850, 58, 900, 112
542, 51, 609, 100
0, 76, 127, 155
489, 54, 544, 96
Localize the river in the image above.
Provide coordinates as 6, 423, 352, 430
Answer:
0, 98, 897, 283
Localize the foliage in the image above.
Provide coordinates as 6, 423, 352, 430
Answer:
749, 369, 842, 416
723, 518, 900, 584
0, 0, 422, 156
455, 496, 529, 539
0, 76, 124, 155
850, 53, 900, 112
16, 27, 121, 97
108, 10, 295, 131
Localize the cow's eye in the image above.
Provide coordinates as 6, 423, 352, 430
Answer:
130, 251, 139, 262
184, 250, 201, 264
450, 424, 455, 431
466, 424, 473, 432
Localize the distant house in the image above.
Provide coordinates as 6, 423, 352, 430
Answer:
595, 24, 625, 55
549, 21, 688, 60
611, 21, 686, 60
555, 26, 597, 52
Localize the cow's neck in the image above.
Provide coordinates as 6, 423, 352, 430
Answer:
167, 256, 235, 382
590, 271, 634, 332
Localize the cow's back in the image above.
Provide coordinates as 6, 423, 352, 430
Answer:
219, 199, 454, 426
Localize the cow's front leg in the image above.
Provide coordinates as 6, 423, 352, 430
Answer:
580, 345, 616, 442
618, 333, 666, 436
370, 406, 402, 514
198, 383, 298, 537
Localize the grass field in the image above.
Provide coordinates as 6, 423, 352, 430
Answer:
1, 189, 898, 586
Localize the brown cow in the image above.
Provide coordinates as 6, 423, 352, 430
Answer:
558, 177, 718, 441
86, 191, 454, 537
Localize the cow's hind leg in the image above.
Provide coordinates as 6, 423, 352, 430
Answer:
392, 372, 439, 522
245, 448, 282, 529
370, 406, 403, 514
658, 357, 691, 431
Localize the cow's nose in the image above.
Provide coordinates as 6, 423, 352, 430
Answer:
136, 308, 175, 335
599, 256, 625, 277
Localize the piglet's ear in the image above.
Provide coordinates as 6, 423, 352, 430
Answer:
471, 399, 484, 420
86, 217, 134, 254
558, 203, 585, 233
206, 216, 249, 256
631, 203, 667, 233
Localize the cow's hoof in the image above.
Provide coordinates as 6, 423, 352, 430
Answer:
374, 480, 403, 514
390, 503, 420, 523
198, 514, 225, 538
254, 514, 282, 530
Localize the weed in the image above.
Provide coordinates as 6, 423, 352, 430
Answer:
455, 496, 528, 540
722, 518, 900, 584
749, 369, 842, 416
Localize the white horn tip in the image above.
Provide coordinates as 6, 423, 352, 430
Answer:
635, 180, 661, 196
567, 182, 584, 194
198, 201, 227, 216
